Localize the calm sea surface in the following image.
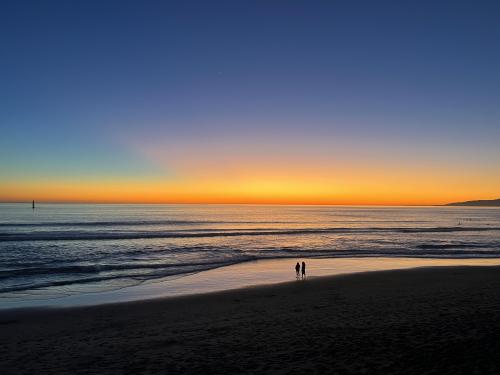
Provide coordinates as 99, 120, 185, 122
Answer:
1, 204, 499, 300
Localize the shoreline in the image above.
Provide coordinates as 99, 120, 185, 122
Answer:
2, 265, 500, 374
3, 256, 500, 310
1, 262, 499, 316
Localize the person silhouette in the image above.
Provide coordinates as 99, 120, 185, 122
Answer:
301, 261, 306, 279
295, 262, 300, 279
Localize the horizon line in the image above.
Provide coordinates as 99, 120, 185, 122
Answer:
0, 200, 449, 207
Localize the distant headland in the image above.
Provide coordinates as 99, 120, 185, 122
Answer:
445, 198, 500, 207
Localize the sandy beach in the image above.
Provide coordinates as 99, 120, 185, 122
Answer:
1, 265, 500, 374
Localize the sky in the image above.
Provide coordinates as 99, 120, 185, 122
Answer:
1, 0, 499, 205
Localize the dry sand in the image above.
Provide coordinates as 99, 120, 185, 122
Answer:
1, 266, 500, 374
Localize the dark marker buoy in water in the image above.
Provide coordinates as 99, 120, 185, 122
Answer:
32, 200, 35, 209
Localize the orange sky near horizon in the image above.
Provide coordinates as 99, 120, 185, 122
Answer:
1, 167, 498, 205
2, 134, 499, 206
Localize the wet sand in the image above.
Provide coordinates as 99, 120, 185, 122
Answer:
1, 266, 500, 374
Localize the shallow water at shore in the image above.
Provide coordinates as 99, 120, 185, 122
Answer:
3, 257, 500, 309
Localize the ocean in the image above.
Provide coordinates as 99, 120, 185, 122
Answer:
1, 204, 499, 300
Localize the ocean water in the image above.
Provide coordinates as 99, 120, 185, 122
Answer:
1, 204, 499, 300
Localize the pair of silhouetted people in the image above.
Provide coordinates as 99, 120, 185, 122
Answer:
295, 261, 306, 279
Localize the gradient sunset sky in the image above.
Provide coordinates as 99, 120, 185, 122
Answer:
1, 1, 499, 205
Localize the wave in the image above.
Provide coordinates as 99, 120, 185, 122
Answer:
416, 243, 496, 250
0, 219, 434, 228
0, 220, 298, 228
0, 261, 243, 294
2, 226, 500, 242
0, 259, 252, 280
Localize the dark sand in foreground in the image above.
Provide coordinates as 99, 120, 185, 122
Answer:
1, 266, 500, 374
